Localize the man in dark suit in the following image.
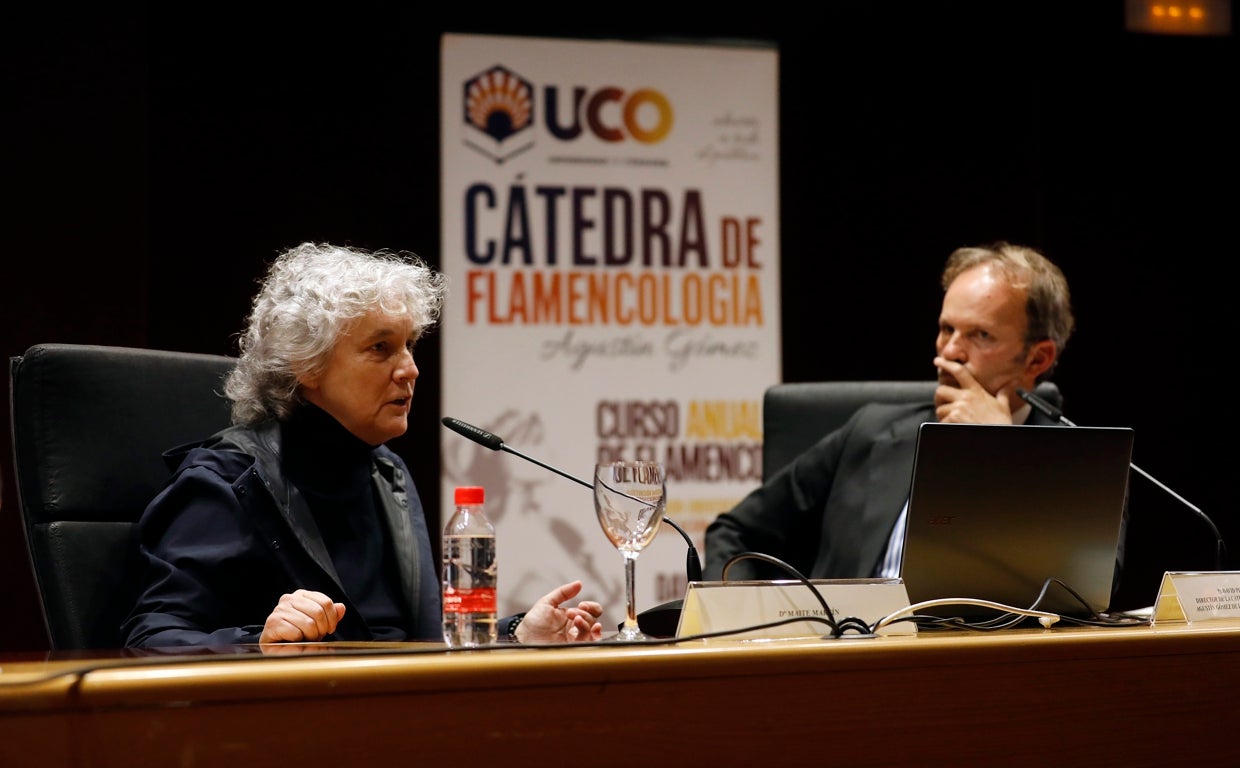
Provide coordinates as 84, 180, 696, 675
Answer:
704, 241, 1073, 582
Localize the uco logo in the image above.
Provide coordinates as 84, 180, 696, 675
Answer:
462, 65, 536, 164
544, 86, 673, 144
461, 64, 674, 162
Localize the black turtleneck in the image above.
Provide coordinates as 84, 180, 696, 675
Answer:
280, 403, 409, 640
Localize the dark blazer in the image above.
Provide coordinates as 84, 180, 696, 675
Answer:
704, 401, 1061, 581
122, 421, 442, 647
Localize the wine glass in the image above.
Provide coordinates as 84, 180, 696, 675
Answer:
594, 460, 666, 641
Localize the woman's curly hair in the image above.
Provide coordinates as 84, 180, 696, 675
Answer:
224, 242, 447, 425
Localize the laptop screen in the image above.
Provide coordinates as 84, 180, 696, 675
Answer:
900, 422, 1134, 618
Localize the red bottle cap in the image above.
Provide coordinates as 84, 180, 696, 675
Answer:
454, 486, 485, 505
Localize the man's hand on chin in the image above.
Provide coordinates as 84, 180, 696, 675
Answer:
933, 357, 1014, 425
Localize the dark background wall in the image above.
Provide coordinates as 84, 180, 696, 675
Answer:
4, 4, 1235, 650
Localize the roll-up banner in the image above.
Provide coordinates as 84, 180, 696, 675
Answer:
440, 32, 780, 628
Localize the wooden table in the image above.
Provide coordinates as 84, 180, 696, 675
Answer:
2, 619, 1238, 767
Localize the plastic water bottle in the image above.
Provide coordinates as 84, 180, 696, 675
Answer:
442, 486, 498, 646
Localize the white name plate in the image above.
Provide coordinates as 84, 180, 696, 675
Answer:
1153, 570, 1240, 624
675, 578, 913, 639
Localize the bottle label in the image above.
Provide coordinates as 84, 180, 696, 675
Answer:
442, 587, 498, 614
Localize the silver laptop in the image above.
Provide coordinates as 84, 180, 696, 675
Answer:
900, 422, 1134, 618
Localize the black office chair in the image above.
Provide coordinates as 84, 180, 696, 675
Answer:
9, 343, 236, 649
761, 380, 1063, 481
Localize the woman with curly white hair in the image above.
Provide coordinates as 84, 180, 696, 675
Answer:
124, 242, 603, 647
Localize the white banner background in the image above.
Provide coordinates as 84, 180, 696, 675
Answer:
440, 33, 780, 629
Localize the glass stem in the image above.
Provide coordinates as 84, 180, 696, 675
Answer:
623, 554, 639, 631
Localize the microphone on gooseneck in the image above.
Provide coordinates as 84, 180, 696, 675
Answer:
442, 416, 704, 635
443, 416, 590, 490
1016, 388, 1226, 570
1014, 387, 1072, 426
